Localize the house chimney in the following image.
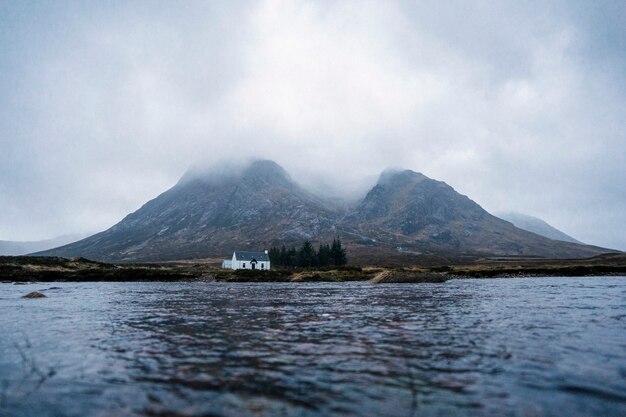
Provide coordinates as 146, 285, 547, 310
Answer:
264, 250, 268, 254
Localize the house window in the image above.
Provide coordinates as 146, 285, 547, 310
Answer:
242, 263, 246, 268
261, 263, 265, 269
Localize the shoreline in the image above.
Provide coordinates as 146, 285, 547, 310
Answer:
1, 254, 625, 283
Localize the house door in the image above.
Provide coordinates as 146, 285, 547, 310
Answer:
251, 261, 256, 270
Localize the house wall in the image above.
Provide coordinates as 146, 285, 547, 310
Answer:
230, 252, 271, 270
233, 261, 270, 270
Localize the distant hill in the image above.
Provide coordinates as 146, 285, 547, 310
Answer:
36, 160, 616, 262
0, 234, 89, 256
495, 212, 582, 244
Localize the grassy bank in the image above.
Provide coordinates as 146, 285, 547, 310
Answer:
1, 254, 624, 283
446, 253, 626, 278
0, 256, 449, 283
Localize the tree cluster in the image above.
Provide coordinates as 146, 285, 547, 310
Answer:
268, 238, 347, 268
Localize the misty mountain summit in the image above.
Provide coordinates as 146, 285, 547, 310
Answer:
344, 168, 609, 259
37, 160, 615, 262
180, 159, 295, 188
350, 168, 486, 229
39, 160, 338, 262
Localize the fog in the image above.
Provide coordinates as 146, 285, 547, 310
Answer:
1, 1, 624, 250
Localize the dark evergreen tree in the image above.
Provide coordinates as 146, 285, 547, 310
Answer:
317, 243, 332, 267
298, 240, 316, 267
268, 247, 281, 266
331, 238, 347, 266
287, 246, 298, 267
269, 239, 345, 268
279, 245, 288, 267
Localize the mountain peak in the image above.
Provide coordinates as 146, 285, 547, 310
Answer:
243, 159, 292, 184
378, 168, 428, 185
247, 159, 284, 172
178, 159, 292, 188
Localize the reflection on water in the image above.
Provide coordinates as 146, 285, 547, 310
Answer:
0, 278, 625, 416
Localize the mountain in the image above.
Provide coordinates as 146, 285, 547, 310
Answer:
495, 212, 582, 244
342, 169, 610, 258
0, 234, 89, 256
37, 160, 616, 262
37, 160, 339, 262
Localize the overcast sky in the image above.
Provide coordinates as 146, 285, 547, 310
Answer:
1, 0, 624, 250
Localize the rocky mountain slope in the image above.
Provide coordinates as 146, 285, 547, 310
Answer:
343, 169, 606, 258
495, 212, 582, 244
37, 161, 338, 262
37, 160, 616, 262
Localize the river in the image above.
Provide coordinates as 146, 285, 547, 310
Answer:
0, 277, 625, 416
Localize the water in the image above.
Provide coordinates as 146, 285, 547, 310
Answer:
0, 277, 625, 417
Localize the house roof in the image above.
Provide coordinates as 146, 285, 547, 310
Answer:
233, 251, 270, 261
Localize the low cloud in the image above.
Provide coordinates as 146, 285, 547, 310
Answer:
0, 0, 624, 249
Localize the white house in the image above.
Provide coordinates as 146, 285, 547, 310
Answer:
223, 250, 271, 270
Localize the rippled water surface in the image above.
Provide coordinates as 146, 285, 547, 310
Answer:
1, 277, 625, 417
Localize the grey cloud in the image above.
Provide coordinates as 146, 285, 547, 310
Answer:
0, 0, 624, 250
